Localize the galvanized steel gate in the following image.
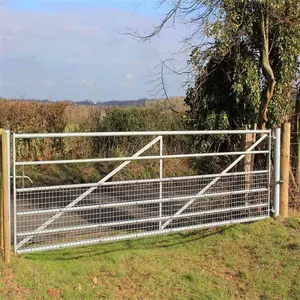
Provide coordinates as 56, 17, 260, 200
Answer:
12, 130, 272, 254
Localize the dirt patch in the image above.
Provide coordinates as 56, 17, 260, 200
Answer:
0, 266, 32, 300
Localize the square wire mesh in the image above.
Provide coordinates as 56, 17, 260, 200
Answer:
15, 172, 269, 253
13, 133, 271, 253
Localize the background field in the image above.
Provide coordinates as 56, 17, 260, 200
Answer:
0, 98, 193, 188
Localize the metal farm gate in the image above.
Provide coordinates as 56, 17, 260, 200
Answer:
12, 130, 272, 254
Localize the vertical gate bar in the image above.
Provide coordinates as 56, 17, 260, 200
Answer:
267, 130, 272, 216
159, 136, 163, 230
273, 128, 281, 217
243, 133, 252, 207
22, 165, 25, 189
5, 131, 11, 249
13, 133, 17, 254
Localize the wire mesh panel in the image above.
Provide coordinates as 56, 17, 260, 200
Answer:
13, 131, 271, 254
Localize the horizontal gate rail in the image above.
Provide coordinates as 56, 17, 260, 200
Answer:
16, 170, 269, 192
16, 187, 268, 216
15, 151, 269, 166
17, 203, 268, 237
14, 130, 270, 139
17, 216, 268, 254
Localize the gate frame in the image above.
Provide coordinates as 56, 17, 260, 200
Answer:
12, 130, 275, 254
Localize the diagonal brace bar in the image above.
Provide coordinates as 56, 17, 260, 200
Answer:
17, 136, 161, 249
161, 134, 268, 229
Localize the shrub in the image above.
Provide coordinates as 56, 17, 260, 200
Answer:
92, 107, 189, 157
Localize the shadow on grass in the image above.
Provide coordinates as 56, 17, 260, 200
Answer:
24, 225, 231, 262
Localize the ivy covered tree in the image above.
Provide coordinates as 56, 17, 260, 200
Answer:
132, 0, 300, 130
185, 42, 261, 131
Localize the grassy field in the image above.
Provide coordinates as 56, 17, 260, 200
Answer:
0, 215, 300, 300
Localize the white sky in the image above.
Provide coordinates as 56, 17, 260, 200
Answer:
0, 0, 189, 101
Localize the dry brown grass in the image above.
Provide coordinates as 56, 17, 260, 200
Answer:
0, 99, 68, 133
146, 96, 187, 113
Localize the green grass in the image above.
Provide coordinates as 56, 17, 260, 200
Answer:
1, 215, 300, 299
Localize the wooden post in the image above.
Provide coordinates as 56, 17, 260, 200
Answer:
251, 124, 257, 172
244, 133, 253, 192
280, 123, 291, 217
0, 132, 3, 251
0, 129, 10, 263
296, 88, 300, 186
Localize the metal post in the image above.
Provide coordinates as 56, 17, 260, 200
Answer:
13, 133, 17, 254
267, 131, 271, 216
273, 128, 281, 217
159, 136, 163, 230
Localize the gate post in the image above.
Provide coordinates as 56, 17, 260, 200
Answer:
243, 133, 253, 191
0, 129, 10, 263
273, 128, 281, 217
280, 123, 290, 217
159, 136, 163, 231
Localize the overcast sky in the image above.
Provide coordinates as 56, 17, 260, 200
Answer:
0, 0, 188, 101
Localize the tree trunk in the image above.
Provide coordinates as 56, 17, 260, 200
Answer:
255, 8, 276, 171
257, 9, 276, 130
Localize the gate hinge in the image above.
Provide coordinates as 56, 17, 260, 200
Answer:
273, 179, 284, 185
